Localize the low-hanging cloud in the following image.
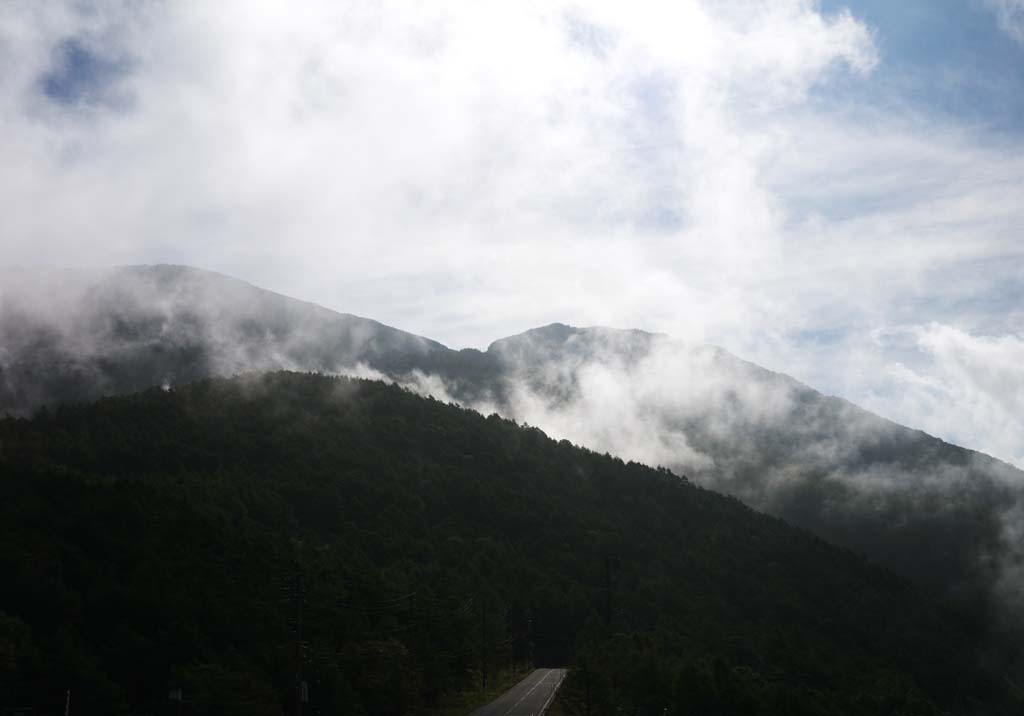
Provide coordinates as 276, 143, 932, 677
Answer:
411, 325, 1024, 628
1, 0, 876, 345
3, 261, 1024, 645
3, 2, 1022, 468
4, 1, 1024, 625
865, 324, 1024, 469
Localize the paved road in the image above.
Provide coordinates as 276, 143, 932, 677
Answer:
468, 668, 567, 716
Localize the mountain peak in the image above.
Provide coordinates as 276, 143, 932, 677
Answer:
486, 322, 662, 353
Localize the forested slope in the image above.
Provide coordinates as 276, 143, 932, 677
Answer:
5, 266, 1023, 635
0, 373, 1015, 715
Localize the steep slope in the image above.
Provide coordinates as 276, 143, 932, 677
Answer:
479, 324, 1024, 616
0, 373, 1015, 715
2, 266, 1023, 634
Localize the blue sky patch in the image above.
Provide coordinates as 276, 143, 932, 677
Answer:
40, 37, 132, 108
819, 0, 1024, 133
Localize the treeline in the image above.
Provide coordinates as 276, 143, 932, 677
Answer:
0, 372, 1016, 714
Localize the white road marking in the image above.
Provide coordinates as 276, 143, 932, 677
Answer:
537, 669, 566, 716
502, 668, 553, 716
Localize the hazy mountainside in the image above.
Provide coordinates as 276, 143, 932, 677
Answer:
0, 373, 1017, 715
3, 265, 1024, 630
480, 325, 1024, 615
0, 265, 452, 413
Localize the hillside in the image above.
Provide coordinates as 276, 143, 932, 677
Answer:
478, 324, 1024, 616
0, 265, 451, 414
3, 265, 1023, 633
0, 372, 1016, 715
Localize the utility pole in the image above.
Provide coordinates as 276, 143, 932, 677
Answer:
480, 599, 488, 694
585, 668, 592, 716
284, 573, 307, 716
528, 611, 534, 667
604, 555, 613, 628
295, 573, 304, 716
407, 587, 416, 642
169, 687, 183, 716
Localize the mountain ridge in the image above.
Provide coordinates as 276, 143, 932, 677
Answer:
2, 264, 1022, 647
0, 264, 1003, 464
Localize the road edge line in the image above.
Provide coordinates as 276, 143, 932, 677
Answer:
538, 669, 567, 716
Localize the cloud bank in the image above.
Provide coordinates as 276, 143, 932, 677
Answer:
1, 1, 1022, 464
866, 324, 1024, 468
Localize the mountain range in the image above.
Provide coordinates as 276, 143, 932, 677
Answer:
2, 264, 1022, 638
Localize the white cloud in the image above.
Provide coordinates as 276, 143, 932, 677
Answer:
864, 325, 1024, 468
1, 1, 1023, 465
0, 1, 877, 339
984, 0, 1024, 45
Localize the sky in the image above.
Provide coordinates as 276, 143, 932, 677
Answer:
1, 0, 1023, 467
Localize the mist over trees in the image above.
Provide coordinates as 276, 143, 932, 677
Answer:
4, 0, 1022, 711
3, 265, 1023, 643
1, 373, 1018, 714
